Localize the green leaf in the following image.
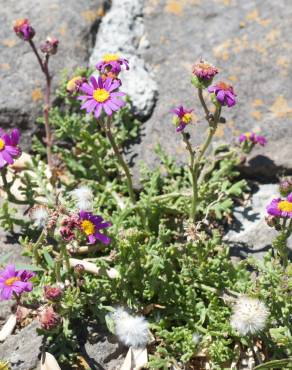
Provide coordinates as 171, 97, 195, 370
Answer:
254, 358, 292, 369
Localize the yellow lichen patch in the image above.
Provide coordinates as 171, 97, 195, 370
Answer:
59, 24, 67, 36
165, 0, 183, 15
270, 96, 292, 118
213, 39, 231, 61
228, 75, 238, 82
0, 63, 10, 70
265, 29, 281, 44
251, 110, 262, 121
31, 88, 43, 102
252, 99, 264, 107
276, 56, 289, 75
81, 9, 104, 22
245, 9, 270, 26
232, 34, 249, 53
245, 9, 259, 21
214, 125, 225, 138
2, 39, 17, 48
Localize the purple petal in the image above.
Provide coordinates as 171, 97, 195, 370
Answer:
80, 83, 94, 95
94, 232, 111, 245
90, 76, 98, 89
94, 104, 102, 119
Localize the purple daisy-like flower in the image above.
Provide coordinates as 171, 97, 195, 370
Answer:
79, 211, 111, 245
193, 60, 218, 81
266, 193, 292, 218
208, 81, 236, 107
239, 132, 267, 146
0, 265, 35, 300
171, 105, 193, 132
13, 18, 35, 41
78, 76, 126, 118
96, 53, 129, 75
0, 128, 21, 169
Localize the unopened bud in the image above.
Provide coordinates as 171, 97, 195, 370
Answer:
279, 179, 292, 197
13, 18, 35, 41
74, 264, 85, 275
38, 306, 61, 330
40, 37, 59, 55
44, 286, 63, 301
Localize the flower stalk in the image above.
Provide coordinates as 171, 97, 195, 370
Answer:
101, 117, 136, 204
28, 40, 53, 172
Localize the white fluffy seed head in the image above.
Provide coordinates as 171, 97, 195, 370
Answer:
30, 205, 50, 228
113, 307, 149, 348
230, 296, 269, 336
71, 186, 93, 211
192, 333, 201, 345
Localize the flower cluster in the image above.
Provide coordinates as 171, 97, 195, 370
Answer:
239, 132, 267, 146
60, 211, 111, 245
171, 105, 193, 132
0, 265, 34, 300
78, 76, 126, 119
279, 178, 292, 197
208, 81, 236, 108
13, 18, 35, 41
0, 128, 21, 168
96, 53, 129, 77
267, 193, 292, 218
192, 59, 218, 88
40, 36, 59, 55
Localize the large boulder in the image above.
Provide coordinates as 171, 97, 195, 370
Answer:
0, 0, 106, 149
133, 0, 292, 174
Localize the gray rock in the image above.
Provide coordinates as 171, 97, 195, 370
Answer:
0, 321, 42, 370
0, 0, 106, 149
89, 0, 158, 119
133, 0, 292, 174
84, 324, 126, 369
226, 184, 292, 259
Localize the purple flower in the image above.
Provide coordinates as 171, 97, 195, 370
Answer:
171, 105, 193, 132
192, 60, 218, 81
267, 193, 292, 218
208, 81, 236, 107
78, 76, 126, 118
79, 211, 111, 245
239, 132, 267, 146
96, 54, 129, 75
0, 128, 21, 168
0, 265, 35, 300
13, 19, 35, 41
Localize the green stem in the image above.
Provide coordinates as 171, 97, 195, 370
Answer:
198, 88, 210, 120
55, 258, 62, 283
190, 108, 220, 221
182, 133, 196, 219
102, 118, 136, 204
32, 229, 46, 266
1, 169, 28, 205
61, 244, 71, 274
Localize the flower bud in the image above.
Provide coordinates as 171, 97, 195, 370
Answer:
74, 264, 85, 275
192, 60, 218, 88
38, 306, 61, 330
40, 37, 59, 55
13, 18, 35, 41
44, 286, 63, 301
279, 179, 292, 197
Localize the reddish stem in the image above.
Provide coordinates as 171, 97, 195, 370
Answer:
28, 40, 53, 171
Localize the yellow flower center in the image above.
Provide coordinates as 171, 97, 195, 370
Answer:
103, 53, 120, 62
93, 88, 110, 103
182, 113, 192, 124
66, 76, 81, 91
81, 220, 95, 236
5, 277, 20, 286
0, 138, 5, 151
244, 132, 251, 138
278, 200, 292, 213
